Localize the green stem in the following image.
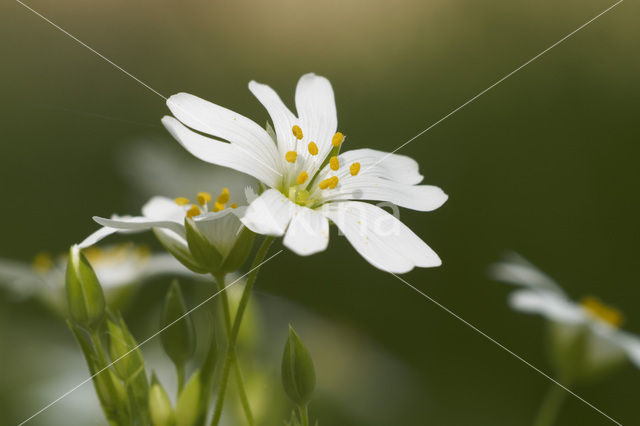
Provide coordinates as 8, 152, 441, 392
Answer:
211, 273, 255, 426
532, 385, 567, 426
299, 405, 309, 426
210, 237, 275, 426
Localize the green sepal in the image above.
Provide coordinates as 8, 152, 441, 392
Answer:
175, 370, 202, 426
160, 281, 196, 368
281, 326, 316, 406
65, 245, 105, 329
153, 229, 208, 274
219, 226, 256, 273
184, 218, 224, 272
149, 372, 174, 426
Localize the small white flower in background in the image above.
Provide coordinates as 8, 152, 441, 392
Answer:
162, 73, 447, 273
85, 187, 254, 274
0, 244, 197, 312
491, 252, 640, 381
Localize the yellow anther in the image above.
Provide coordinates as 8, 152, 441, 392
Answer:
186, 205, 201, 218
33, 252, 53, 272
216, 188, 230, 204
328, 176, 339, 189
197, 191, 212, 205
230, 203, 238, 209
135, 245, 151, 260
285, 151, 298, 163
332, 132, 344, 147
213, 202, 225, 212
318, 178, 332, 190
174, 197, 190, 206
292, 125, 303, 140
329, 156, 340, 171
580, 296, 624, 328
297, 171, 309, 185
350, 162, 361, 176
308, 141, 318, 155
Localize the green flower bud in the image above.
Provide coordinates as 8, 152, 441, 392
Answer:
219, 226, 255, 273
175, 371, 202, 426
184, 217, 223, 273
65, 245, 105, 329
149, 373, 174, 426
108, 317, 145, 382
160, 281, 196, 368
282, 326, 316, 407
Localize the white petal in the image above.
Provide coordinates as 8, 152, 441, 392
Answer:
508, 290, 586, 324
489, 252, 566, 295
78, 226, 120, 249
166, 92, 280, 169
248, 80, 297, 155
321, 201, 441, 273
320, 176, 447, 212
193, 209, 245, 256
93, 215, 186, 238
611, 330, 640, 369
338, 148, 425, 184
295, 73, 337, 157
283, 207, 329, 256
141, 196, 185, 222
162, 116, 281, 188
240, 189, 296, 236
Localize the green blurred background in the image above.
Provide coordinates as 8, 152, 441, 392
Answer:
2, 0, 640, 424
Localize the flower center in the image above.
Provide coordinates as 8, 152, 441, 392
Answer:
580, 296, 623, 328
282, 125, 360, 208
174, 188, 238, 218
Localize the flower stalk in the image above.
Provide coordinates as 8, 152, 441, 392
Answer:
210, 236, 275, 426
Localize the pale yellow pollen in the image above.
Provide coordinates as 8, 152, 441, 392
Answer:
332, 132, 344, 147
186, 205, 201, 218
350, 162, 361, 176
174, 197, 190, 206
213, 202, 225, 212
230, 203, 238, 209
580, 296, 624, 328
319, 176, 339, 190
33, 252, 53, 272
308, 142, 318, 155
197, 191, 212, 206
328, 176, 339, 189
297, 171, 309, 185
216, 188, 230, 204
329, 156, 340, 171
285, 151, 298, 163
292, 125, 303, 140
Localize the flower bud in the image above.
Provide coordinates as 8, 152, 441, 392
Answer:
281, 326, 316, 407
108, 317, 145, 382
184, 218, 223, 272
149, 373, 174, 426
65, 244, 105, 329
160, 281, 196, 368
176, 371, 202, 426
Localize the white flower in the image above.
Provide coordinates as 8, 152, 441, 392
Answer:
490, 253, 640, 371
161, 73, 447, 273
84, 189, 254, 274
0, 244, 197, 312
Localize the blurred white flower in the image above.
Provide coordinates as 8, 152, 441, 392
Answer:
0, 244, 198, 312
162, 73, 447, 273
491, 252, 640, 379
85, 188, 253, 274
